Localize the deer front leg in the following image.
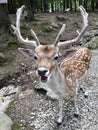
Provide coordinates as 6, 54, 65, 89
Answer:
74, 81, 79, 117
57, 98, 63, 124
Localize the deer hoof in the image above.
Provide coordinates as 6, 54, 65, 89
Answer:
57, 117, 63, 125
74, 112, 79, 118
84, 91, 89, 98
57, 121, 62, 125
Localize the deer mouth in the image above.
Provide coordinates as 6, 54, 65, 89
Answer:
40, 76, 48, 83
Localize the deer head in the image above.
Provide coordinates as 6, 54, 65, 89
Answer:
11, 5, 88, 83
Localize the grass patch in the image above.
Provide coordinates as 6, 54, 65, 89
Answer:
6, 97, 18, 115
8, 42, 18, 50
12, 121, 22, 130
0, 58, 8, 66
42, 23, 52, 32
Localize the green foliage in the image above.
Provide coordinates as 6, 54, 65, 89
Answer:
7, 0, 98, 14
7, 42, 18, 50
0, 56, 7, 66
85, 37, 98, 49
42, 23, 52, 32
12, 121, 22, 130
6, 98, 18, 114
5, 98, 22, 130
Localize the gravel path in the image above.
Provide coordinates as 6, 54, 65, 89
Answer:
8, 50, 98, 130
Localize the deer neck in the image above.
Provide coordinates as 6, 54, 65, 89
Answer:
41, 66, 65, 98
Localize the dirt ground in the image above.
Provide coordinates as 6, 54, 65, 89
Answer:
0, 11, 98, 130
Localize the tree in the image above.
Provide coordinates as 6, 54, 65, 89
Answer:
0, 0, 11, 30
70, 0, 73, 11
83, 0, 88, 10
51, 1, 54, 12
8, 0, 16, 14
79, 0, 83, 6
96, 0, 98, 9
91, 0, 94, 11
6, 0, 98, 13
43, 0, 49, 12
26, 0, 36, 20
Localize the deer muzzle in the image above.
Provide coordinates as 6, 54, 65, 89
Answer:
37, 67, 49, 83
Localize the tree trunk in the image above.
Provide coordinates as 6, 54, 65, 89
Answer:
40, 0, 43, 12
66, 0, 69, 8
26, 0, 35, 21
8, 0, 16, 14
43, 0, 48, 12
91, 0, 94, 11
96, 1, 98, 9
51, 1, 54, 12
0, 3, 11, 30
70, 0, 73, 11
63, 0, 65, 12
83, 0, 88, 10
79, 0, 83, 6
74, 0, 77, 11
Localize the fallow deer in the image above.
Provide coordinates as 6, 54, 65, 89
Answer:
11, 5, 91, 124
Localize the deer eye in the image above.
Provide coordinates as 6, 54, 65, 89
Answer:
33, 55, 38, 60
53, 56, 59, 60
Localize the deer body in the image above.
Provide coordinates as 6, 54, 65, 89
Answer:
11, 5, 91, 123
34, 46, 91, 123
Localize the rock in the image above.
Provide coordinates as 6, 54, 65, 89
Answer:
84, 30, 98, 40
0, 74, 12, 89
42, 24, 52, 32
0, 85, 21, 113
50, 22, 59, 28
92, 30, 98, 36
0, 113, 13, 130
84, 91, 89, 98
23, 10, 28, 19
56, 15, 66, 21
85, 37, 98, 49
95, 22, 98, 26
20, 62, 25, 67
84, 31, 94, 38
0, 53, 6, 62
0, 99, 11, 113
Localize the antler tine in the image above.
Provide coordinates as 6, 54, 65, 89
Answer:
54, 24, 66, 46
30, 29, 40, 46
11, 5, 39, 47
57, 6, 88, 48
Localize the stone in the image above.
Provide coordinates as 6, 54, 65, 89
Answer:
85, 37, 98, 49
56, 15, 66, 21
0, 53, 6, 62
50, 22, 59, 28
92, 30, 98, 36
84, 91, 89, 98
42, 23, 53, 32
95, 22, 98, 26
0, 113, 13, 130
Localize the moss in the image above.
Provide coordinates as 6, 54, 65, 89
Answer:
6, 97, 18, 115
56, 15, 66, 21
42, 23, 52, 32
12, 121, 22, 130
0, 58, 8, 66
0, 56, 13, 66
7, 42, 18, 50
5, 98, 22, 130
85, 37, 98, 49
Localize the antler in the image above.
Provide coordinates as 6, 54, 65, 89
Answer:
11, 5, 40, 47
56, 6, 88, 47
54, 24, 66, 46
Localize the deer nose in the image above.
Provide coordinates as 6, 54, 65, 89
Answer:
38, 69, 48, 76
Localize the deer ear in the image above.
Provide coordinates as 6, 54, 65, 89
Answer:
18, 48, 34, 58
